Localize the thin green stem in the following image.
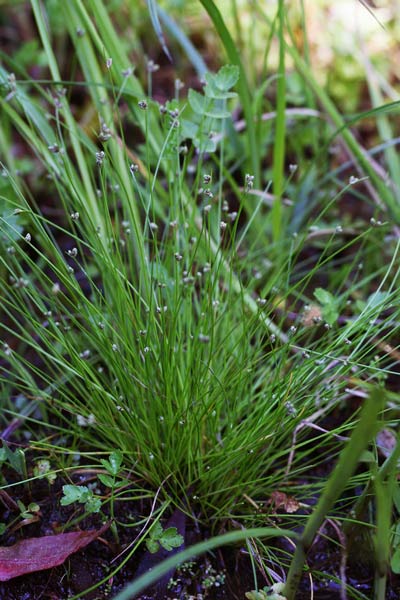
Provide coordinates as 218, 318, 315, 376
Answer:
271, 0, 286, 243
283, 387, 384, 600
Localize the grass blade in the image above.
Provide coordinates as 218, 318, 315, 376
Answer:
147, 0, 172, 62
283, 386, 385, 599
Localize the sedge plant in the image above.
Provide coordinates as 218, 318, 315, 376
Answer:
0, 1, 399, 597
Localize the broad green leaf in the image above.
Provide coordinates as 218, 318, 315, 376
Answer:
104, 450, 123, 475
314, 287, 334, 306
61, 484, 89, 505
159, 526, 184, 551
391, 547, 400, 574
98, 473, 115, 488
188, 89, 207, 115
149, 522, 163, 540
146, 538, 160, 554
204, 107, 231, 119
213, 65, 239, 91
204, 75, 237, 100
181, 119, 199, 139
2, 446, 26, 477
193, 136, 217, 153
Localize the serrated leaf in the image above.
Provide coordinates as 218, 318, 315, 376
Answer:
85, 496, 102, 514
146, 538, 160, 554
107, 450, 123, 475
188, 89, 207, 115
204, 77, 237, 100
149, 522, 163, 540
100, 450, 123, 475
98, 473, 115, 488
60, 484, 89, 506
159, 527, 184, 551
214, 65, 239, 90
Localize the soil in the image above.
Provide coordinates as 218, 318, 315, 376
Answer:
2, 462, 400, 600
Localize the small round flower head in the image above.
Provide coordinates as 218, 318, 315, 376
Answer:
106, 57, 112, 69
245, 173, 254, 192
147, 60, 160, 73
99, 121, 112, 142
95, 151, 105, 166
138, 100, 148, 110
130, 163, 139, 173
198, 333, 210, 343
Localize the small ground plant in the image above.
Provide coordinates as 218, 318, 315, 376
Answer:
0, 1, 399, 598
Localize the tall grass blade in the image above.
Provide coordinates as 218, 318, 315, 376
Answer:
283, 387, 385, 600
147, 0, 172, 62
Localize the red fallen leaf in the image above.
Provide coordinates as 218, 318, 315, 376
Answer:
0, 522, 109, 581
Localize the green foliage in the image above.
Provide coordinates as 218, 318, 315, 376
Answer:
0, 444, 27, 479
61, 485, 102, 514
184, 65, 238, 152
246, 584, 287, 600
145, 522, 184, 554
313, 287, 340, 325
0, 2, 399, 598
98, 451, 128, 488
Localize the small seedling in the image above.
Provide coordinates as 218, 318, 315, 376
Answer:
61, 484, 102, 514
246, 583, 287, 600
145, 521, 184, 554
98, 450, 126, 489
